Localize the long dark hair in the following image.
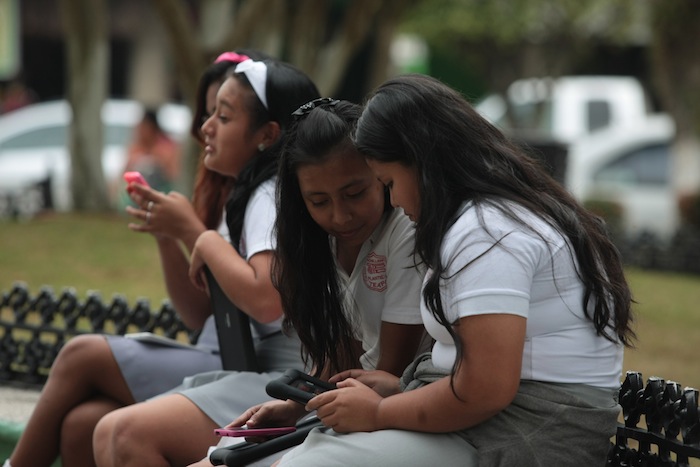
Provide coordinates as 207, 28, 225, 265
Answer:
354, 74, 635, 376
190, 50, 271, 230
224, 60, 320, 250
274, 100, 371, 375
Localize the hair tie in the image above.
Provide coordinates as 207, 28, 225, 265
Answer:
292, 97, 339, 120
214, 51, 250, 64
235, 59, 268, 109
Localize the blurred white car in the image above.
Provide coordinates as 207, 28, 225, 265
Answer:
565, 114, 678, 244
0, 99, 191, 218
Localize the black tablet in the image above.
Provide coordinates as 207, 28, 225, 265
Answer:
266, 369, 337, 405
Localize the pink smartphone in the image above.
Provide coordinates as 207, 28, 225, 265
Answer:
123, 171, 149, 188
214, 426, 296, 438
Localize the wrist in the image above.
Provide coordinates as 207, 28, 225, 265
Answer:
374, 397, 390, 430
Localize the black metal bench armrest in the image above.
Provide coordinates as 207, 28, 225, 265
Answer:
205, 268, 258, 372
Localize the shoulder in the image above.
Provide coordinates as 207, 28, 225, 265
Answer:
248, 178, 276, 204
445, 200, 566, 261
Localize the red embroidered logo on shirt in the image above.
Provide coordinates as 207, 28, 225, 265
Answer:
363, 252, 387, 292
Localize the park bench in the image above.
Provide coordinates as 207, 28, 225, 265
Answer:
2, 283, 699, 466
0, 282, 198, 386
0, 276, 257, 387
609, 371, 700, 466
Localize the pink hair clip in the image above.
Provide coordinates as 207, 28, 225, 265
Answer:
214, 51, 250, 64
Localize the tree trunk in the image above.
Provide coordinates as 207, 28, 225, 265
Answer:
150, 0, 209, 196
649, 0, 700, 197
60, 0, 110, 211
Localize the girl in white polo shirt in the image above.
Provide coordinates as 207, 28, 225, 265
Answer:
272, 75, 636, 467
222, 99, 428, 443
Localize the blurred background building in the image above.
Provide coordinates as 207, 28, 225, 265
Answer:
1, 0, 699, 272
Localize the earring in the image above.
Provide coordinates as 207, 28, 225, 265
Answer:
258, 143, 266, 152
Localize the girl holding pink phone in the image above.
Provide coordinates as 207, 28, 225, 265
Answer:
91, 58, 320, 467
5, 50, 283, 467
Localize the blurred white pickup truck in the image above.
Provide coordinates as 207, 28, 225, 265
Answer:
476, 75, 650, 144
477, 76, 679, 245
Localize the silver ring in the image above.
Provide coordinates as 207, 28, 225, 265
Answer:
146, 211, 152, 224
147, 201, 154, 212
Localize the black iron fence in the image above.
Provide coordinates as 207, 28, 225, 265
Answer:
0, 282, 198, 387
609, 371, 700, 466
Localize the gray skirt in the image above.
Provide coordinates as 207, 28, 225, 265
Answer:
161, 331, 306, 427
278, 353, 620, 467
106, 334, 222, 402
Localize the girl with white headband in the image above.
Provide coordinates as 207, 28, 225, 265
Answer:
5, 50, 281, 467
91, 58, 320, 467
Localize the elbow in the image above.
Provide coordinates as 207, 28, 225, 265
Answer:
255, 309, 284, 324
244, 299, 284, 324
488, 381, 520, 415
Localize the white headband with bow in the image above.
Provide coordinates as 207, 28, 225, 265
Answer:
235, 59, 268, 109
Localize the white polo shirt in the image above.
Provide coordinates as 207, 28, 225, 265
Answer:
333, 208, 426, 370
423, 200, 623, 388
238, 178, 283, 339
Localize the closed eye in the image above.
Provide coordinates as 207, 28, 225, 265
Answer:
309, 199, 328, 207
346, 188, 366, 199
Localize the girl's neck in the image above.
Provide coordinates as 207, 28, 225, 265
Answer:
335, 240, 363, 275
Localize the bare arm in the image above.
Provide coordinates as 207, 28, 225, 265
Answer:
126, 183, 212, 329
375, 322, 427, 376
309, 313, 525, 433
155, 238, 211, 329
189, 230, 282, 324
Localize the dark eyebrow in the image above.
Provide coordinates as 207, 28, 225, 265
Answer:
302, 179, 367, 197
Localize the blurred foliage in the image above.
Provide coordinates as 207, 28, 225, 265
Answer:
399, 0, 649, 96
401, 0, 644, 46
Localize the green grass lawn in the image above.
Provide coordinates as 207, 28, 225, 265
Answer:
623, 268, 700, 389
1, 212, 699, 466
0, 212, 169, 306
1, 212, 699, 390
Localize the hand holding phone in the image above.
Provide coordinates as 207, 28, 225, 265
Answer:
123, 171, 150, 188
214, 426, 296, 438
266, 369, 336, 405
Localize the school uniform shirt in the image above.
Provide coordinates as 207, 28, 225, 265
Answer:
422, 200, 623, 389
332, 208, 426, 370
237, 178, 283, 340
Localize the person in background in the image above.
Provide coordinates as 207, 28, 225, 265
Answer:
121, 107, 181, 204
4, 50, 259, 467
272, 73, 635, 467
0, 79, 37, 114
92, 57, 320, 467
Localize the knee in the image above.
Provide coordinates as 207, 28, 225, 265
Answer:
51, 334, 109, 376
93, 409, 115, 456
93, 408, 138, 465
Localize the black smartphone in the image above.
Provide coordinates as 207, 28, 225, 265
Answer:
266, 369, 337, 405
